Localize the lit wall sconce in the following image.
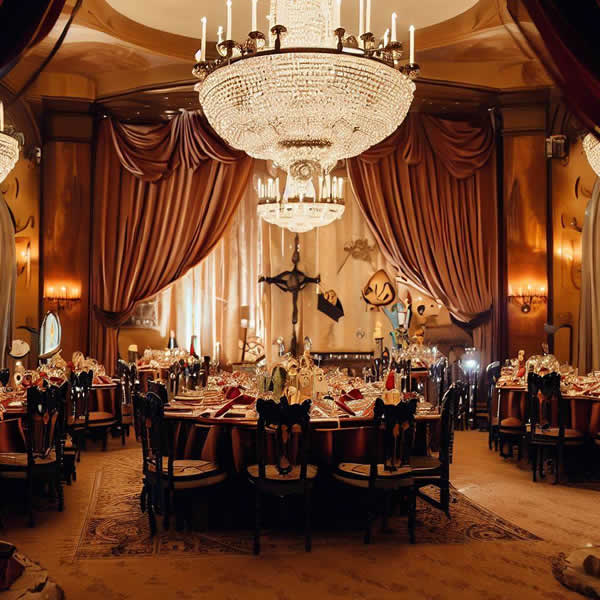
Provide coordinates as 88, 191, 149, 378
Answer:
44, 284, 81, 311
508, 284, 547, 314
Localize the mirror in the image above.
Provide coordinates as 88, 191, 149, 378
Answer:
7, 338, 30, 359
39, 311, 62, 359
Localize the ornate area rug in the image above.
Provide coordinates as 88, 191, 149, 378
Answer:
74, 450, 540, 559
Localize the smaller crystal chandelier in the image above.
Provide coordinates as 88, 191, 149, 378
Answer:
257, 170, 345, 233
583, 133, 600, 177
0, 102, 19, 185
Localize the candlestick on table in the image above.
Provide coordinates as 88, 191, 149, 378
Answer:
409, 24, 415, 63
391, 12, 397, 42
226, 0, 232, 40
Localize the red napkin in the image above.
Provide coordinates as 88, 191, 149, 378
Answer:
516, 367, 525, 377
347, 388, 363, 399
385, 371, 395, 390
224, 386, 242, 400
337, 396, 356, 416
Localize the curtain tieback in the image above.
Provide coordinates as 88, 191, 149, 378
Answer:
93, 304, 133, 329
450, 306, 492, 331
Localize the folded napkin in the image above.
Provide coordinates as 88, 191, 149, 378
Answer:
336, 396, 356, 416
385, 371, 395, 390
347, 388, 363, 400
224, 386, 242, 400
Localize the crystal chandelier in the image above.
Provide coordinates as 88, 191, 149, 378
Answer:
257, 170, 345, 233
0, 102, 19, 185
583, 133, 600, 177
193, 0, 419, 177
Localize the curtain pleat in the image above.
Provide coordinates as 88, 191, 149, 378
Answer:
347, 113, 498, 368
90, 111, 253, 372
0, 199, 16, 367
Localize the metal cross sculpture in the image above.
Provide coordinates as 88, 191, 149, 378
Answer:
259, 234, 320, 356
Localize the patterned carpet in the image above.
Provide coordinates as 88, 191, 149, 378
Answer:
74, 449, 540, 559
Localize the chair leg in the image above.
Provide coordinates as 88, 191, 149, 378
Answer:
539, 447, 545, 479
254, 489, 261, 555
441, 484, 450, 519
56, 470, 64, 512
147, 485, 157, 536
555, 444, 564, 485
304, 486, 312, 552
532, 444, 537, 482
494, 429, 499, 452
164, 487, 171, 531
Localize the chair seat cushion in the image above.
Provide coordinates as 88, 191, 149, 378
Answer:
500, 417, 523, 429
533, 427, 585, 444
247, 464, 317, 482
72, 412, 117, 428
332, 462, 412, 489
409, 455, 442, 475
148, 459, 226, 489
0, 450, 57, 477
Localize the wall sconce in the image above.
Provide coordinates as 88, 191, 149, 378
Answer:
44, 284, 81, 311
14, 236, 31, 286
508, 284, 547, 314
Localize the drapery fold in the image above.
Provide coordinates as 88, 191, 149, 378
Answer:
90, 111, 253, 372
347, 113, 498, 367
507, 0, 600, 138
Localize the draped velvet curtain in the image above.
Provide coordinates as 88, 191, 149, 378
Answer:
90, 111, 253, 372
578, 180, 600, 373
0, 198, 16, 368
347, 113, 498, 367
508, 0, 600, 137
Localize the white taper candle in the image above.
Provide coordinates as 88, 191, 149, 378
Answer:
226, 0, 232, 40
359, 0, 364, 36
335, 0, 341, 30
391, 12, 397, 42
0, 102, 3, 132
409, 24, 415, 63
252, 0, 257, 32
217, 25, 224, 44
366, 0, 371, 32
201, 16, 207, 60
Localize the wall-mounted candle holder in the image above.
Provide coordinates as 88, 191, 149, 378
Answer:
44, 284, 81, 311
508, 284, 547, 314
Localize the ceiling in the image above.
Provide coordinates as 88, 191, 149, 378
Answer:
105, 0, 479, 43
1, 0, 555, 120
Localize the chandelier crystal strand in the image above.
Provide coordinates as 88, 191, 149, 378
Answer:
193, 0, 419, 177
0, 102, 19, 185
583, 133, 600, 177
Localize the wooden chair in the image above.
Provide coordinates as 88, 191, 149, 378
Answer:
333, 396, 417, 544
50, 381, 73, 484
248, 397, 316, 554
430, 356, 449, 411
148, 379, 169, 404
486, 362, 501, 451
116, 359, 138, 443
138, 391, 227, 535
527, 372, 585, 484
0, 386, 64, 526
497, 373, 527, 459
410, 383, 461, 519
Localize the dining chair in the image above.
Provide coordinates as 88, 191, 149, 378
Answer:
148, 379, 169, 404
497, 370, 528, 459
410, 383, 462, 519
117, 359, 138, 443
50, 381, 74, 484
486, 362, 501, 451
0, 386, 64, 526
138, 391, 227, 535
430, 356, 449, 411
527, 372, 585, 484
333, 396, 417, 544
247, 396, 316, 554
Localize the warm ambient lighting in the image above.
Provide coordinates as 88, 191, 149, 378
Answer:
192, 0, 419, 183
508, 283, 547, 314
256, 171, 345, 232
44, 283, 81, 311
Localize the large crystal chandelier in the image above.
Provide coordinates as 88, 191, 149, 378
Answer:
256, 170, 345, 233
583, 133, 600, 177
193, 0, 419, 178
0, 102, 19, 185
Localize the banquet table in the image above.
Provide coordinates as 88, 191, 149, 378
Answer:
494, 382, 600, 436
164, 391, 441, 471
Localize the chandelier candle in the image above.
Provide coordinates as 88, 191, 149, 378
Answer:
217, 25, 223, 44
251, 0, 257, 32
226, 0, 232, 40
366, 0, 371, 32
201, 17, 207, 61
335, 0, 341, 30
359, 0, 364, 36
391, 12, 397, 42
409, 24, 415, 64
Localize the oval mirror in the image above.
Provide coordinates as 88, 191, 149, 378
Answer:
7, 338, 30, 359
39, 311, 62, 359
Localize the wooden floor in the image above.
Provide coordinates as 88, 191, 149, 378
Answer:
2, 431, 599, 599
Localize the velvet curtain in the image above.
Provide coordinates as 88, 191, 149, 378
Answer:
577, 180, 600, 373
347, 113, 498, 368
0, 198, 15, 368
508, 0, 600, 137
90, 111, 253, 372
